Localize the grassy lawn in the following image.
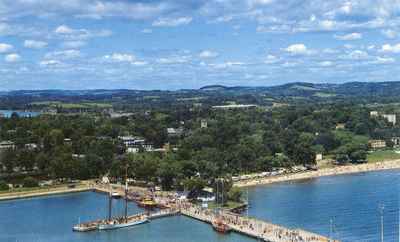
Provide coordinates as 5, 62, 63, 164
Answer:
367, 150, 400, 163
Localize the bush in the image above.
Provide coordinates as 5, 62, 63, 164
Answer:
0, 180, 9, 191
23, 177, 38, 188
228, 187, 243, 203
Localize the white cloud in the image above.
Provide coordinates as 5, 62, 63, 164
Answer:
319, 20, 336, 30
347, 50, 369, 60
5, 53, 21, 62
24, 40, 47, 49
142, 29, 153, 34
381, 43, 400, 53
382, 29, 397, 39
45, 49, 81, 60
54, 25, 112, 40
199, 50, 219, 59
375, 56, 395, 64
104, 53, 135, 63
334, 32, 362, 40
152, 17, 192, 27
0, 43, 13, 53
264, 54, 279, 64
39, 59, 63, 67
285, 44, 309, 55
319, 61, 333, 67
210, 61, 245, 69
55, 25, 74, 34
156, 55, 191, 64
61, 41, 86, 48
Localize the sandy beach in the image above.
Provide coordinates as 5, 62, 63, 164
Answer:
234, 160, 400, 187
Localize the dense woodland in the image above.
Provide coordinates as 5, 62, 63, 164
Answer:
1, 97, 399, 191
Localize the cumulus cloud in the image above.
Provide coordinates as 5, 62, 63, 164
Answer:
0, 43, 13, 53
152, 17, 192, 27
54, 25, 112, 40
61, 41, 86, 48
381, 43, 400, 53
156, 55, 191, 64
103, 53, 147, 66
45, 50, 81, 60
374, 56, 395, 64
24, 40, 47, 49
334, 32, 362, 40
285, 44, 311, 55
319, 61, 333, 67
5, 53, 21, 62
199, 50, 219, 59
39, 59, 63, 67
381, 29, 397, 39
346, 50, 369, 60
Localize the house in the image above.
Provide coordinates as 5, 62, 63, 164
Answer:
368, 140, 386, 149
382, 114, 396, 125
24, 143, 38, 150
167, 127, 184, 137
370, 111, 379, 117
118, 136, 153, 153
0, 141, 15, 150
315, 153, 323, 162
335, 123, 345, 130
201, 120, 208, 129
392, 137, 400, 147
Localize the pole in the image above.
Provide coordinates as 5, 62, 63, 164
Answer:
379, 204, 384, 242
108, 183, 112, 221
125, 165, 128, 222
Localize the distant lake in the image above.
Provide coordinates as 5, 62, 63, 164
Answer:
0, 110, 40, 118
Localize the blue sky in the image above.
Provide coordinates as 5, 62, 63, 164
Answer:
1, 0, 400, 90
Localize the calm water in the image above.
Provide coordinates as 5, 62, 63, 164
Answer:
247, 169, 400, 242
0, 110, 40, 118
0, 170, 398, 242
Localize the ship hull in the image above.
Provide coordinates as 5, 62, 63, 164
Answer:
98, 218, 149, 230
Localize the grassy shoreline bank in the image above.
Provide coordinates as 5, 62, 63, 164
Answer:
234, 160, 400, 187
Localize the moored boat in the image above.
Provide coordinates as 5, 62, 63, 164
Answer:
98, 215, 149, 230
212, 218, 231, 233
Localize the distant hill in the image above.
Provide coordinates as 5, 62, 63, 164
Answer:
199, 85, 228, 91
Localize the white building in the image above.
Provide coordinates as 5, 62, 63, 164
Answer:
382, 114, 396, 125
118, 136, 153, 153
0, 141, 15, 150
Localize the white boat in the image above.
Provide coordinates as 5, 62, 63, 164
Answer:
98, 217, 149, 230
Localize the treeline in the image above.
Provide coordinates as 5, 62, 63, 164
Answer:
0, 102, 399, 190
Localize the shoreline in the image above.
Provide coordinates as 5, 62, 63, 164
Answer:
234, 160, 400, 187
0, 185, 93, 201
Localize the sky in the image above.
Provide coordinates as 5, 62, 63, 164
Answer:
1, 0, 400, 90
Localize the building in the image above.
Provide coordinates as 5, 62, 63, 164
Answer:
382, 114, 396, 125
315, 153, 323, 162
368, 140, 386, 149
370, 111, 379, 117
392, 137, 400, 147
118, 136, 153, 153
167, 127, 184, 137
0, 141, 15, 150
335, 123, 345, 130
24, 143, 38, 150
201, 120, 208, 129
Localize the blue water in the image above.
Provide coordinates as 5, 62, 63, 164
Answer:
0, 110, 40, 118
247, 169, 400, 242
0, 170, 398, 242
0, 192, 253, 242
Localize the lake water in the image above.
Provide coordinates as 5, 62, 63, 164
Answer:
0, 170, 399, 242
0, 110, 40, 118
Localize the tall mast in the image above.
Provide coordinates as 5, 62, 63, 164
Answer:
108, 181, 112, 221
125, 165, 128, 222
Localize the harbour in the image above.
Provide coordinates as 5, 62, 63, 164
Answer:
1, 169, 398, 242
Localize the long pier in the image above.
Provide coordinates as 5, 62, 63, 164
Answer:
78, 184, 337, 242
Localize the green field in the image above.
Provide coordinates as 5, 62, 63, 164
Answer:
367, 150, 400, 163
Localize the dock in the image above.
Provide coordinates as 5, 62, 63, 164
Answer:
74, 184, 337, 242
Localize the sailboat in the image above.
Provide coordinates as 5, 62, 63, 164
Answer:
212, 178, 231, 234
98, 168, 149, 230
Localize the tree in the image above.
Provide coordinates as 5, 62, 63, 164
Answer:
228, 187, 243, 203
0, 180, 9, 191
23, 177, 38, 187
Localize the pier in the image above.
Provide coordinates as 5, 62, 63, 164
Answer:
74, 184, 336, 242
